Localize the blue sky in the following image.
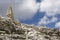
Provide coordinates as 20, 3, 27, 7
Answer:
20, 10, 45, 25
0, 0, 60, 28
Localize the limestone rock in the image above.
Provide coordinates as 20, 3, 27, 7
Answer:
6, 5, 14, 20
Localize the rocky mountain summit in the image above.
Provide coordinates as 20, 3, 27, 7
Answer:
0, 16, 60, 40
0, 6, 60, 40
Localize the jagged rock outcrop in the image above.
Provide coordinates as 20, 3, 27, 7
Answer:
0, 16, 60, 40
0, 17, 26, 40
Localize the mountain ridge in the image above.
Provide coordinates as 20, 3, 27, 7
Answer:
0, 16, 60, 40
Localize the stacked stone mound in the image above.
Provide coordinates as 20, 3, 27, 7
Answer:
0, 18, 26, 40
0, 20, 15, 34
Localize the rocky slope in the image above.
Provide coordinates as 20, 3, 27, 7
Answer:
0, 17, 60, 40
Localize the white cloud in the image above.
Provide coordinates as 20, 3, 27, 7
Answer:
38, 0, 60, 26
40, 0, 60, 16
38, 16, 58, 26
38, 16, 49, 26
14, 0, 39, 20
50, 16, 58, 22
0, 0, 39, 20
55, 22, 60, 28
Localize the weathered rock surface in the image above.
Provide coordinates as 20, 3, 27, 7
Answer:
0, 6, 60, 40
0, 16, 60, 40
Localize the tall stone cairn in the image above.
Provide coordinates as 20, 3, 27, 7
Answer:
6, 5, 14, 20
